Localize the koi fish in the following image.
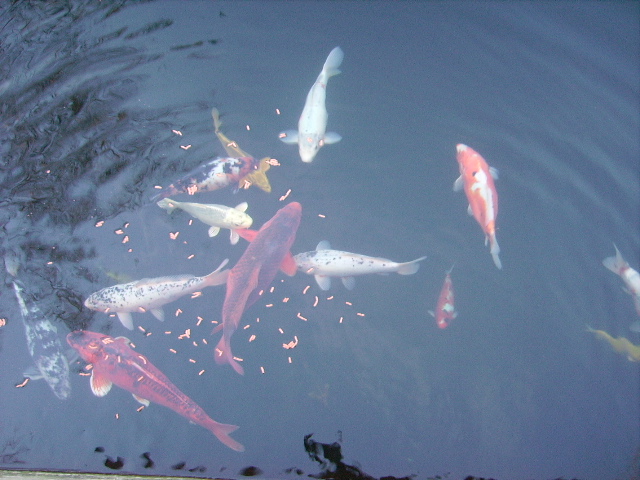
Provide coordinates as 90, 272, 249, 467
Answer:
67, 330, 244, 452
211, 107, 272, 192
454, 144, 502, 269
12, 280, 71, 399
214, 202, 302, 374
294, 241, 427, 291
279, 47, 343, 163
603, 243, 640, 316
151, 156, 270, 201
587, 327, 640, 362
429, 265, 457, 329
151, 107, 272, 200
157, 198, 252, 245
85, 259, 229, 330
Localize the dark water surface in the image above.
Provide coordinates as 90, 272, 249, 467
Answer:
0, 2, 638, 479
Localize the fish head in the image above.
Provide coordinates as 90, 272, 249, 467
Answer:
84, 291, 111, 312
299, 135, 323, 163
226, 210, 253, 229
67, 330, 110, 363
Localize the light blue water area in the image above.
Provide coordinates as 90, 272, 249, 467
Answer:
0, 2, 638, 479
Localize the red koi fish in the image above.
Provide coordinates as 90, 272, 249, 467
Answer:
429, 265, 457, 329
454, 144, 502, 269
213, 202, 302, 375
67, 330, 244, 452
151, 156, 271, 202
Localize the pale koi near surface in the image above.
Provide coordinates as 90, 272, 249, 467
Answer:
85, 259, 229, 330
157, 198, 252, 244
603, 243, 640, 316
279, 47, 343, 163
294, 241, 427, 291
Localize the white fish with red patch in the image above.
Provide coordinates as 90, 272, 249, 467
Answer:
279, 47, 343, 163
294, 241, 427, 290
603, 243, 640, 316
157, 198, 252, 245
85, 259, 229, 330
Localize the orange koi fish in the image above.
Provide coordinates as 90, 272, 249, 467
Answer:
67, 330, 244, 452
454, 144, 501, 269
213, 202, 302, 375
429, 265, 457, 329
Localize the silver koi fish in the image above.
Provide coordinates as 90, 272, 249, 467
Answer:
294, 241, 427, 290
85, 259, 229, 330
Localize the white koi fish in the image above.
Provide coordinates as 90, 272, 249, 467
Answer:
603, 244, 640, 316
157, 198, 252, 245
85, 259, 229, 330
294, 241, 427, 290
12, 280, 71, 400
279, 46, 344, 163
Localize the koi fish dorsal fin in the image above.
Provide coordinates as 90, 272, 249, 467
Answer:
280, 252, 298, 277
234, 202, 248, 212
316, 240, 331, 250
90, 370, 113, 397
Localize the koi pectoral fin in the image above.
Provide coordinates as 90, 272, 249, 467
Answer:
279, 130, 299, 144
90, 370, 113, 397
132, 394, 150, 407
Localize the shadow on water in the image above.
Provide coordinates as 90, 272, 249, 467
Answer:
0, 1, 214, 332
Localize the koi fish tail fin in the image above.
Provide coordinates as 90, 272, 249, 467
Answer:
489, 236, 502, 270
602, 244, 626, 275
397, 256, 428, 275
204, 259, 230, 287
322, 46, 344, 78
243, 157, 272, 193
156, 198, 178, 213
214, 336, 244, 375
208, 421, 245, 452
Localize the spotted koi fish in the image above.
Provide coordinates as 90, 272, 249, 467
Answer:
85, 259, 229, 330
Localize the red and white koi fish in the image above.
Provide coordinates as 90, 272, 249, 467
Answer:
85, 259, 229, 330
293, 241, 427, 291
213, 202, 302, 375
67, 330, 244, 451
603, 244, 640, 316
279, 47, 343, 163
429, 265, 457, 329
454, 144, 501, 269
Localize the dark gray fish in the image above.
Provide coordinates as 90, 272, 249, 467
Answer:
12, 280, 71, 400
